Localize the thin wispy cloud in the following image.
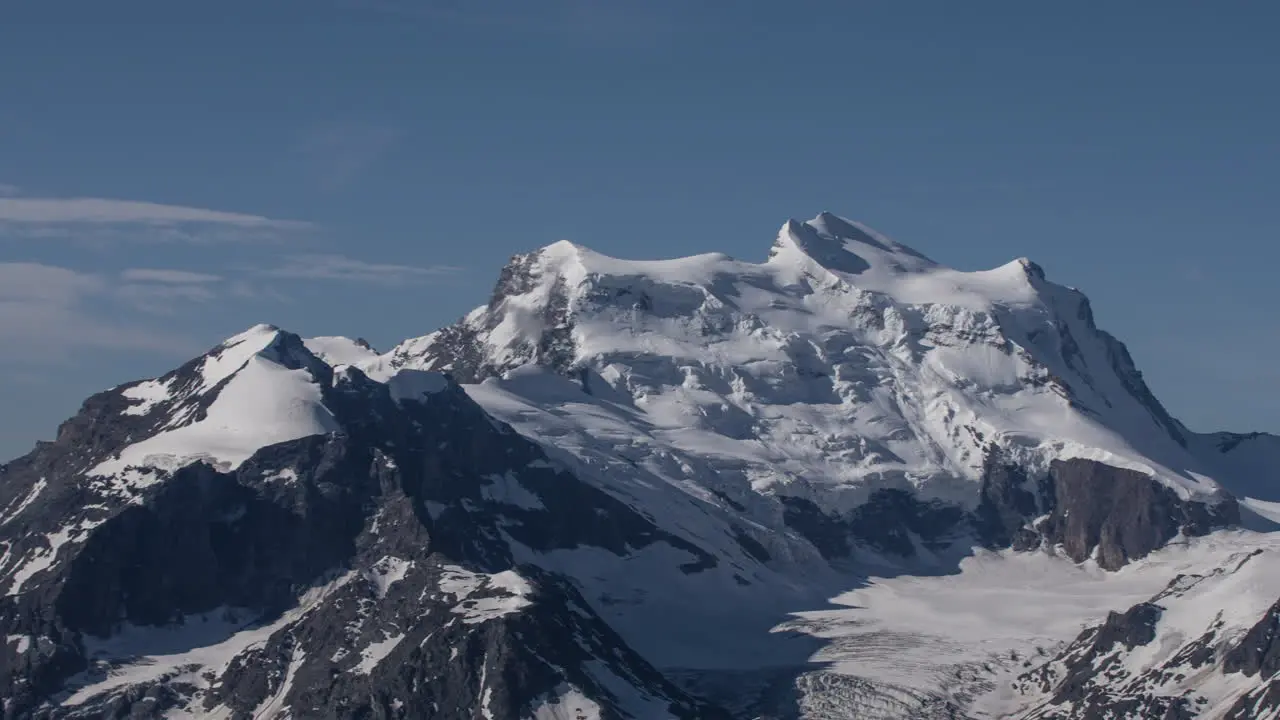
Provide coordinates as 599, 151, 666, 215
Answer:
260, 253, 461, 284
0, 262, 105, 304
120, 268, 223, 284
116, 283, 221, 313
0, 263, 198, 361
0, 184, 444, 361
116, 268, 225, 314
0, 197, 307, 228
0, 195, 311, 246
0, 183, 20, 197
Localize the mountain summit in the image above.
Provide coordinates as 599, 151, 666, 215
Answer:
2, 213, 1278, 719
769, 212, 940, 275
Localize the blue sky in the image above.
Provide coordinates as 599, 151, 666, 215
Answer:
1, 1, 1277, 460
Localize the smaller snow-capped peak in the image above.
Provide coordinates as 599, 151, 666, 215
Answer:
386, 369, 451, 404
119, 323, 291, 418
90, 324, 342, 486
198, 323, 287, 391
88, 324, 467, 493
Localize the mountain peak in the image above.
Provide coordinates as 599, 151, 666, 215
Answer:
223, 322, 281, 345
769, 212, 938, 276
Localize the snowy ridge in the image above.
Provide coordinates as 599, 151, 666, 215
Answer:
303, 335, 378, 367
366, 212, 1235, 514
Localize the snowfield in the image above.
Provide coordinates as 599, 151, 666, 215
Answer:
792, 531, 1280, 718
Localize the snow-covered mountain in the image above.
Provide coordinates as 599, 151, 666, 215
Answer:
366, 212, 1250, 564
1, 213, 1277, 719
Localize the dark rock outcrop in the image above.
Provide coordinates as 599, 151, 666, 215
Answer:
780, 489, 965, 562
1225, 678, 1280, 719
972, 450, 1044, 551
1040, 459, 1239, 570
779, 453, 1237, 574
1224, 600, 1280, 678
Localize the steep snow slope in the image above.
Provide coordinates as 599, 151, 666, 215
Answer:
303, 335, 379, 366
367, 212, 1232, 514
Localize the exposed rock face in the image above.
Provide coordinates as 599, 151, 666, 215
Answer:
0, 337, 727, 719
780, 490, 967, 562
779, 453, 1237, 573
1225, 680, 1280, 720
1041, 459, 1240, 570
1224, 600, 1280, 678
973, 451, 1044, 551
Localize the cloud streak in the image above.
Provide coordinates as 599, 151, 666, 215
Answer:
0, 195, 311, 247
121, 268, 223, 284
0, 196, 308, 228
0, 263, 198, 361
260, 254, 461, 284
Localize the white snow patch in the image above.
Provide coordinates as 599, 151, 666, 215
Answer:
61, 570, 356, 706
7, 635, 30, 654
6, 516, 105, 596
481, 471, 545, 510
363, 557, 413, 599
386, 369, 449, 404
438, 566, 534, 624
264, 468, 298, 484
979, 532, 1280, 717
0, 478, 46, 526
250, 647, 306, 719
120, 378, 172, 416
201, 324, 279, 385
353, 631, 405, 675
303, 336, 377, 367
528, 685, 603, 720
